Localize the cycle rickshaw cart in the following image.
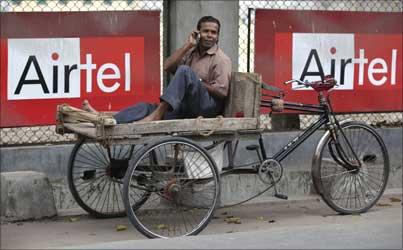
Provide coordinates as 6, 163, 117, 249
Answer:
56, 72, 389, 239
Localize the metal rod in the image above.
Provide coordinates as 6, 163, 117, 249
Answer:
273, 116, 329, 162
260, 103, 325, 113
261, 100, 324, 110
247, 8, 253, 73
258, 134, 268, 160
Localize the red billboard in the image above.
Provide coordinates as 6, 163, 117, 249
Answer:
0, 11, 160, 127
255, 9, 402, 113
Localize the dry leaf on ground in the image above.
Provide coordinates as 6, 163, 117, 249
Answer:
68, 217, 79, 222
256, 216, 264, 221
390, 197, 401, 203
116, 225, 127, 231
225, 217, 241, 224
156, 224, 168, 230
377, 203, 392, 207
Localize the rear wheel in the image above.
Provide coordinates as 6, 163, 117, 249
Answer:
123, 137, 220, 238
312, 121, 389, 214
68, 138, 147, 218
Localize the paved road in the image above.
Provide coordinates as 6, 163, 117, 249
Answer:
1, 192, 402, 249
65, 220, 402, 249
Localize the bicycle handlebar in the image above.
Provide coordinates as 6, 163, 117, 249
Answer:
283, 79, 306, 85
283, 77, 338, 90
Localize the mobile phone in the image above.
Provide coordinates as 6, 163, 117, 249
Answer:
193, 31, 200, 44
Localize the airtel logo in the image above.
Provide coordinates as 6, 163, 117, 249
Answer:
7, 38, 136, 100
14, 52, 131, 95
292, 33, 400, 90
300, 47, 397, 86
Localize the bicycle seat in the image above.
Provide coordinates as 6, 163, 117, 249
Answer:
310, 75, 337, 92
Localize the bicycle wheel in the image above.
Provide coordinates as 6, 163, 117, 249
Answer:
68, 138, 147, 218
312, 121, 389, 214
123, 137, 220, 238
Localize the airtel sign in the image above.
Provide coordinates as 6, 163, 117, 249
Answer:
1, 11, 160, 127
291, 33, 399, 90
8, 37, 143, 100
255, 9, 402, 113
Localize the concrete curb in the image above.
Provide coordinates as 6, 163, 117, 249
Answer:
1, 171, 57, 222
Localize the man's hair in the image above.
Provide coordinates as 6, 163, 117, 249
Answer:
197, 16, 221, 33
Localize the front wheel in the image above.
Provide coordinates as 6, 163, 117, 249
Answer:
312, 121, 389, 214
123, 137, 220, 238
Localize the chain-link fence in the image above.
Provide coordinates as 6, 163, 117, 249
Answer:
0, 0, 164, 146
239, 0, 402, 129
1, 0, 402, 146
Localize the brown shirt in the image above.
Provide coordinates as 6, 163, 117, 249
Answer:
181, 44, 232, 98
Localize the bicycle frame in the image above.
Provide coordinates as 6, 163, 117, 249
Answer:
224, 89, 360, 174
260, 99, 329, 163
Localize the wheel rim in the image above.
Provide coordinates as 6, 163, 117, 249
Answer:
319, 124, 388, 212
125, 140, 219, 238
69, 140, 140, 217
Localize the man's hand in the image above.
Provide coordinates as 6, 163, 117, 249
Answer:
201, 80, 227, 99
186, 30, 199, 48
163, 31, 199, 74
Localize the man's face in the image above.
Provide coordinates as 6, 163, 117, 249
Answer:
198, 21, 219, 49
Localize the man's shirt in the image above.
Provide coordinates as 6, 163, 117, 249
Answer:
181, 44, 232, 99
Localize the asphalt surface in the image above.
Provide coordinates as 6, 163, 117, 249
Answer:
1, 191, 402, 249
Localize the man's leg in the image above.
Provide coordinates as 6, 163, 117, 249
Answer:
138, 101, 169, 122
141, 65, 215, 121
165, 65, 222, 118
113, 102, 158, 123
82, 99, 158, 124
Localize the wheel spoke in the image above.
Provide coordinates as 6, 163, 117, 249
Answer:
68, 139, 131, 217
316, 123, 388, 213
123, 138, 219, 238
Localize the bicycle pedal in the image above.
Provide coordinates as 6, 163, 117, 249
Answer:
274, 193, 288, 200
246, 144, 259, 151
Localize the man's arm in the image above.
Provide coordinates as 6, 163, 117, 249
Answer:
201, 81, 226, 99
202, 55, 232, 99
163, 31, 198, 74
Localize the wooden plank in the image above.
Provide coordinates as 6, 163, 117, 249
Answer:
98, 117, 259, 137
63, 123, 97, 138
57, 104, 117, 126
224, 72, 262, 119
60, 118, 261, 143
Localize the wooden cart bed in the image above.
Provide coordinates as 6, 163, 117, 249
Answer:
56, 104, 261, 141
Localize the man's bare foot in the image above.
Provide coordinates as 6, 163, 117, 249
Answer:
138, 113, 159, 122
137, 102, 169, 123
82, 100, 99, 114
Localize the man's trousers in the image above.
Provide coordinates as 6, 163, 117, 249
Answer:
113, 65, 224, 124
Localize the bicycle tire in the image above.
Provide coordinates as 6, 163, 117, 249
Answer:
312, 121, 389, 214
68, 138, 147, 218
123, 137, 220, 238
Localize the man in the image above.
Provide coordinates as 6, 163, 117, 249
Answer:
83, 16, 232, 123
